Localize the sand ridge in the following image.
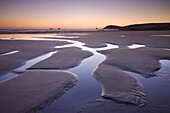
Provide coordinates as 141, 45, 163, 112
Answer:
0, 31, 170, 112
0, 70, 78, 113
29, 47, 93, 70
69, 31, 170, 48
93, 64, 147, 106
98, 47, 170, 77
0, 40, 70, 75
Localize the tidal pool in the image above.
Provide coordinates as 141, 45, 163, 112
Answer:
123, 59, 170, 113
0, 51, 57, 83
0, 33, 170, 113
157, 60, 170, 80
128, 44, 146, 49
0, 50, 19, 56
37, 39, 119, 113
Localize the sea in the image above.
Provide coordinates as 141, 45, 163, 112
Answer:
0, 28, 99, 34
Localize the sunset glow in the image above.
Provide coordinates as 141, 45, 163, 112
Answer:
0, 0, 170, 29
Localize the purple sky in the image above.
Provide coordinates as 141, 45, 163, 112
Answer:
0, 0, 170, 28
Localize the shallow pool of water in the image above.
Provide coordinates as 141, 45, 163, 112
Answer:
0, 34, 170, 113
150, 35, 170, 37
0, 33, 76, 40
0, 51, 57, 83
123, 60, 170, 113
157, 60, 170, 79
128, 44, 146, 49
0, 50, 19, 56
37, 39, 119, 113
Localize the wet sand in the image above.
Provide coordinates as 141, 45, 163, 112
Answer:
0, 70, 77, 113
93, 64, 147, 106
58, 31, 170, 111
0, 40, 70, 75
98, 47, 170, 77
70, 31, 170, 48
0, 31, 170, 113
70, 31, 170, 108
29, 47, 93, 70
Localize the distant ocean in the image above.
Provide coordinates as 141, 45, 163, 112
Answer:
0, 28, 98, 34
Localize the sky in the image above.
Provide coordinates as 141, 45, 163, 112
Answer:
0, 0, 170, 29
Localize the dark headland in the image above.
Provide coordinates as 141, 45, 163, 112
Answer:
103, 23, 170, 31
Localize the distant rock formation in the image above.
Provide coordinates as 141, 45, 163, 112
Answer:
103, 23, 170, 31
103, 25, 121, 30
49, 28, 54, 30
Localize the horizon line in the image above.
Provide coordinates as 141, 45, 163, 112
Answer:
0, 22, 170, 29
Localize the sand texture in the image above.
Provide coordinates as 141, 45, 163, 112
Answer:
98, 47, 170, 77
29, 47, 93, 69
0, 70, 77, 113
70, 31, 170, 48
0, 31, 170, 112
93, 65, 147, 106
0, 40, 70, 75
84, 42, 106, 48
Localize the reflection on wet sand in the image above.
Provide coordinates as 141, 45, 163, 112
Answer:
0, 31, 170, 113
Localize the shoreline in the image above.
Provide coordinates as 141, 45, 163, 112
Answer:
0, 31, 170, 113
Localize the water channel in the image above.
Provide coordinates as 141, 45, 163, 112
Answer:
0, 34, 170, 113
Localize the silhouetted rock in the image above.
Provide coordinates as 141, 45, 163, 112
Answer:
103, 25, 121, 30
103, 23, 170, 31
122, 23, 170, 31
49, 28, 54, 30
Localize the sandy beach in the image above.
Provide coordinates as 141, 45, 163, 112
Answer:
29, 47, 93, 70
1, 0, 170, 112
0, 30, 170, 113
98, 47, 170, 77
72, 31, 170, 48
93, 64, 147, 106
0, 70, 77, 113
0, 40, 70, 75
